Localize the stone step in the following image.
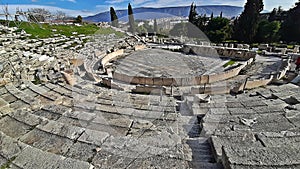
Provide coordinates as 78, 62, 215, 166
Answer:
96, 97, 176, 111
0, 97, 12, 116
8, 109, 111, 147
5, 84, 40, 109
25, 81, 63, 103
0, 98, 9, 108
41, 103, 176, 136
39, 104, 131, 136
0, 131, 93, 169
57, 82, 92, 96
186, 138, 215, 163
222, 144, 300, 169
189, 162, 224, 169
94, 104, 177, 121
43, 83, 73, 98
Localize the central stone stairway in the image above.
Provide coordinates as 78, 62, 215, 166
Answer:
177, 98, 224, 169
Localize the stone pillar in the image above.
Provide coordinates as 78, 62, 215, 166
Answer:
294, 45, 299, 53
152, 36, 156, 43
282, 48, 287, 55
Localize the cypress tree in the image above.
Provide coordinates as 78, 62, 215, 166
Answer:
220, 11, 223, 18
110, 7, 119, 28
188, 2, 199, 37
268, 8, 277, 22
233, 0, 264, 43
188, 2, 197, 24
154, 19, 158, 33
211, 12, 214, 20
128, 3, 135, 33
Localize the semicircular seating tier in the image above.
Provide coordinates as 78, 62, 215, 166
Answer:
0, 25, 299, 169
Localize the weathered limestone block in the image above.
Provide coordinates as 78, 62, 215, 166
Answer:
61, 70, 76, 86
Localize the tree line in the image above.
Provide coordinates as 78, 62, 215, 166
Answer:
182, 0, 300, 44
110, 3, 161, 34
110, 1, 300, 44
26, 8, 83, 24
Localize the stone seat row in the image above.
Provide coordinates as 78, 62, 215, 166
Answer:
0, 131, 93, 169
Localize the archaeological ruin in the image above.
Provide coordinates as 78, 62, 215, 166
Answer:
0, 23, 300, 169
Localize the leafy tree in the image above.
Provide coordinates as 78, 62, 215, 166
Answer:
170, 22, 188, 37
110, 7, 119, 28
255, 20, 281, 42
75, 15, 83, 24
137, 25, 147, 34
137, 21, 153, 34
281, 1, 300, 43
233, 0, 264, 43
128, 3, 135, 33
206, 17, 232, 42
56, 11, 66, 22
269, 6, 286, 22
194, 14, 208, 31
28, 8, 51, 22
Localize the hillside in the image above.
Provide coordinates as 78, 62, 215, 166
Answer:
84, 5, 243, 22
4, 21, 123, 39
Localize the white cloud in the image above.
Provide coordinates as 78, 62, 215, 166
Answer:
140, 0, 194, 8
105, 0, 126, 4
264, 0, 297, 11
1, 4, 96, 17
95, 5, 110, 13
132, 0, 153, 6
60, 0, 77, 3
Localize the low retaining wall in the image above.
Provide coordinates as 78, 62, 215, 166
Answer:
132, 86, 166, 95
112, 58, 254, 87
134, 44, 147, 51
101, 49, 124, 68
232, 75, 273, 93
245, 77, 273, 89
101, 44, 147, 69
183, 44, 256, 61
102, 77, 123, 90
191, 85, 231, 95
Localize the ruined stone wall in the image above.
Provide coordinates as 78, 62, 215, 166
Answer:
132, 86, 166, 94
232, 75, 274, 92
101, 49, 124, 68
245, 76, 273, 90
104, 43, 256, 87
183, 45, 256, 61
191, 84, 231, 95
134, 44, 147, 51
112, 59, 252, 87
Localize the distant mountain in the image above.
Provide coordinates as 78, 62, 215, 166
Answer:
84, 5, 243, 22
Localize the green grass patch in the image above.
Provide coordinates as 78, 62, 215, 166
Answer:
1, 156, 16, 169
287, 45, 294, 49
5, 20, 123, 39
256, 50, 263, 54
223, 60, 236, 68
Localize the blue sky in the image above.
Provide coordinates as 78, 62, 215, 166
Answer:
0, 0, 298, 17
